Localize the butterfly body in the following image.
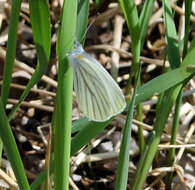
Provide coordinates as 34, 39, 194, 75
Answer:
68, 41, 126, 122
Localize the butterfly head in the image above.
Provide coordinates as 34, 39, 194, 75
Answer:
67, 40, 84, 58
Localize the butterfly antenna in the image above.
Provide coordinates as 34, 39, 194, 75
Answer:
81, 16, 98, 43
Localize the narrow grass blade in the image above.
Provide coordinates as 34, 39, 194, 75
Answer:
76, 0, 89, 43
1, 0, 22, 106
183, 0, 193, 58
118, 0, 138, 47
115, 67, 141, 190
139, 0, 154, 49
163, 0, 181, 68
0, 99, 30, 190
189, 36, 195, 52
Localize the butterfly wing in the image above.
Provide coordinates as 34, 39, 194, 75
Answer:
69, 51, 126, 122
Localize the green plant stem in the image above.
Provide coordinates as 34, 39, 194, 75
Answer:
54, 0, 77, 189
137, 103, 144, 153
54, 66, 73, 190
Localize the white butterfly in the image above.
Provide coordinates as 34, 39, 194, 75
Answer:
67, 41, 126, 122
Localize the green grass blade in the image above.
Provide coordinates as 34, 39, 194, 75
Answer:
182, 43, 195, 66
29, 0, 51, 60
135, 65, 195, 104
118, 0, 138, 47
0, 99, 30, 190
8, 0, 51, 120
139, 0, 154, 49
163, 0, 181, 69
189, 36, 195, 52
71, 119, 110, 156
183, 0, 192, 58
1, 0, 22, 106
54, 0, 77, 189
76, 0, 89, 43
119, 0, 140, 94
115, 67, 141, 190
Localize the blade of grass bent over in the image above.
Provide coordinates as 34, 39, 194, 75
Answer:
8, 0, 51, 121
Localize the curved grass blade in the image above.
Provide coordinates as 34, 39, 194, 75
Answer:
136, 42, 195, 105
71, 119, 111, 156
8, 0, 51, 121
135, 65, 195, 105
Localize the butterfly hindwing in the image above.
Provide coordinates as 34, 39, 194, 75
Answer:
68, 41, 126, 121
